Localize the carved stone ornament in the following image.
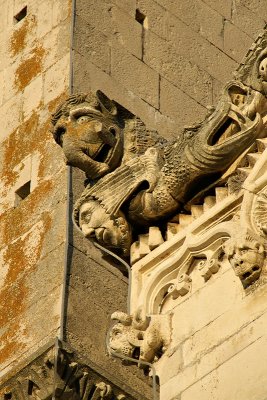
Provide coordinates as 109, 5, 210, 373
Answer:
51, 29, 267, 258
222, 229, 265, 288
109, 309, 171, 365
0, 342, 131, 400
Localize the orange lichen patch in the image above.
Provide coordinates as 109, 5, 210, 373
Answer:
47, 90, 69, 114
0, 93, 67, 367
0, 111, 40, 197
0, 321, 26, 366
4, 111, 39, 169
0, 213, 51, 364
15, 45, 46, 91
0, 92, 67, 199
1, 213, 52, 296
10, 16, 36, 57
37, 147, 53, 181
68, 0, 72, 18
0, 278, 27, 325
1, 180, 54, 245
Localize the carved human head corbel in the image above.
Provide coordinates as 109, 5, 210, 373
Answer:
223, 230, 265, 288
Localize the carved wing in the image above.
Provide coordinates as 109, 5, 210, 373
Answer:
74, 148, 162, 221
123, 117, 167, 162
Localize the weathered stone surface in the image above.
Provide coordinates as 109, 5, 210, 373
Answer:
136, 0, 167, 39
160, 77, 208, 124
223, 20, 253, 63
74, 15, 111, 73
231, 1, 266, 39
197, 0, 232, 19
110, 5, 143, 58
237, 0, 267, 21
144, 30, 214, 106
44, 54, 70, 103
65, 242, 153, 399
111, 44, 160, 107
0, 0, 70, 381
180, 336, 267, 400
73, 53, 177, 138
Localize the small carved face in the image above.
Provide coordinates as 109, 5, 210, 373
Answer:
109, 323, 134, 357
227, 242, 264, 288
79, 201, 132, 256
54, 102, 123, 179
109, 322, 142, 358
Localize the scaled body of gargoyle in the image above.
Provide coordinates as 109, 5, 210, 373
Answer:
51, 45, 267, 256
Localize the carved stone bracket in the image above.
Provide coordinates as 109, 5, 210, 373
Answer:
109, 310, 171, 366
222, 228, 265, 289
0, 342, 131, 400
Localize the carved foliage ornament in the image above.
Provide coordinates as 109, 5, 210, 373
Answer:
51, 30, 267, 258
0, 343, 130, 400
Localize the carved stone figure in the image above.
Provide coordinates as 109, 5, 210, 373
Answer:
223, 230, 265, 288
0, 344, 129, 400
51, 92, 124, 180
109, 310, 171, 364
51, 36, 267, 257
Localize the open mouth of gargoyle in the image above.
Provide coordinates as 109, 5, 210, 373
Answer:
94, 143, 113, 163
207, 116, 241, 146
94, 128, 122, 168
206, 84, 255, 146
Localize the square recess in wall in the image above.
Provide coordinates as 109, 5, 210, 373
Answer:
15, 180, 31, 206
13, 6, 27, 24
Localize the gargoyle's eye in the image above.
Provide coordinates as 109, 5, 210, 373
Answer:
77, 115, 90, 124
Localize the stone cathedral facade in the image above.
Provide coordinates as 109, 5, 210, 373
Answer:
1, 1, 267, 399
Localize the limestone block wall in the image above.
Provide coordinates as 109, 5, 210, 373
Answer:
157, 257, 267, 400
73, 0, 267, 140
0, 0, 71, 381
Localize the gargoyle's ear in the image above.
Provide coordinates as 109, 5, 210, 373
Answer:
96, 90, 117, 116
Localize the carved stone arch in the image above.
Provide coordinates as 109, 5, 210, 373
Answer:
132, 222, 235, 316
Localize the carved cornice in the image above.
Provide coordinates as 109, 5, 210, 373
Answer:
0, 341, 131, 400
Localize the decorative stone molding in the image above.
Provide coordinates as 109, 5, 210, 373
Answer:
0, 342, 131, 400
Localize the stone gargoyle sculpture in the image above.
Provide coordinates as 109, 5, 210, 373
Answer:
109, 310, 171, 365
51, 35, 267, 257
